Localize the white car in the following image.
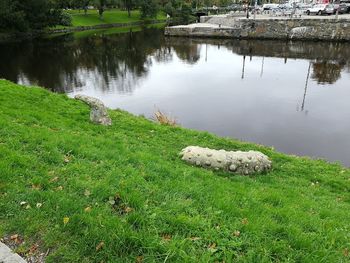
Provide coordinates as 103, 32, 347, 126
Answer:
306, 4, 334, 15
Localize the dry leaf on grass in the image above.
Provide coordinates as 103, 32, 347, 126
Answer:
208, 243, 217, 253
50, 176, 59, 183
96, 241, 105, 251
233, 230, 241, 237
241, 218, 249, 225
136, 255, 144, 263
162, 234, 172, 242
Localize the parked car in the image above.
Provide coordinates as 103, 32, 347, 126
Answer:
333, 3, 349, 13
306, 4, 334, 15
340, 0, 350, 11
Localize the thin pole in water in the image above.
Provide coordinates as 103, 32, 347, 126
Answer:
241, 55, 246, 79
260, 57, 265, 78
301, 62, 312, 112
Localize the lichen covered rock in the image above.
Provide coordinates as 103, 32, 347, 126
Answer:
75, 94, 112, 126
179, 146, 272, 175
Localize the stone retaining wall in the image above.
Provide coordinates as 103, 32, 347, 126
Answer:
165, 18, 350, 41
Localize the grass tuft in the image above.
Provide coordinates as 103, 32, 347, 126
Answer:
153, 109, 178, 127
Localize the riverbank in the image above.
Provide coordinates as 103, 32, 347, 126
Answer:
165, 14, 350, 41
0, 9, 166, 42
1, 79, 350, 262
50, 9, 166, 33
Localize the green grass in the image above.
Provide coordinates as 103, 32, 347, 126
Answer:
0, 79, 350, 262
63, 9, 166, 28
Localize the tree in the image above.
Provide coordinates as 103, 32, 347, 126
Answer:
0, 0, 63, 32
94, 0, 107, 19
124, 0, 137, 17
94, 0, 118, 19
140, 0, 159, 18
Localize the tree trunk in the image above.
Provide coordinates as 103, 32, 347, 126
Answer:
99, 7, 104, 19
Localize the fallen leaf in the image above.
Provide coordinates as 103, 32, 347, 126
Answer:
344, 248, 349, 257
25, 204, 31, 209
20, 201, 27, 206
96, 241, 105, 251
208, 243, 216, 248
84, 189, 91, 197
162, 234, 171, 241
241, 218, 249, 225
50, 176, 59, 183
84, 206, 92, 212
188, 237, 201, 241
31, 184, 41, 190
233, 230, 241, 237
136, 255, 144, 263
36, 203, 43, 208
208, 243, 217, 253
10, 234, 18, 240
124, 206, 133, 213
28, 244, 39, 254
56, 186, 63, 191
10, 234, 22, 244
63, 217, 69, 226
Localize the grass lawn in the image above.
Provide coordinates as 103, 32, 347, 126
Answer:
65, 9, 166, 27
0, 79, 350, 262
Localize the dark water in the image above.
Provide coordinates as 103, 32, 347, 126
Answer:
1, 27, 350, 166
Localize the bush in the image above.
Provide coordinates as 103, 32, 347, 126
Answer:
169, 4, 196, 25
59, 12, 72, 26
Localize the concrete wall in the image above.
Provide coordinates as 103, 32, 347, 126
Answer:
165, 18, 350, 41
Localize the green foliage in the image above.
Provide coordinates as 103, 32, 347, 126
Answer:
164, 2, 175, 16
0, 0, 63, 32
1, 79, 350, 262
59, 12, 73, 26
140, 0, 159, 18
169, 4, 196, 25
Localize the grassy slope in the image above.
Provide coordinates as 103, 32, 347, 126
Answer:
65, 9, 166, 27
0, 79, 350, 262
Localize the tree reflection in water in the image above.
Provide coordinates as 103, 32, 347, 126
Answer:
311, 61, 345, 84
1, 29, 350, 94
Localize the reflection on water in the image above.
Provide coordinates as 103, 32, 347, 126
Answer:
1, 27, 350, 165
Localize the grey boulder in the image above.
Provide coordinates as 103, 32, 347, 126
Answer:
75, 94, 112, 126
180, 146, 272, 175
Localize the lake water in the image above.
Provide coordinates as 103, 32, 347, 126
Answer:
1, 27, 350, 166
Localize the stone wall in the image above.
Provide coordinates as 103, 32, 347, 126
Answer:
164, 25, 236, 38
165, 18, 350, 41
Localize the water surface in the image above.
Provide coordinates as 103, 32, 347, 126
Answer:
1, 27, 350, 165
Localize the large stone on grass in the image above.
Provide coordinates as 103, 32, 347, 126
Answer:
75, 94, 112, 126
179, 146, 272, 175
